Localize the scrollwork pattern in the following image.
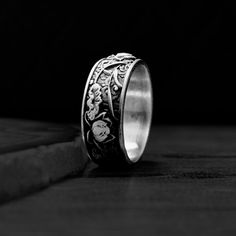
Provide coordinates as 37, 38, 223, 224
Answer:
84, 53, 136, 159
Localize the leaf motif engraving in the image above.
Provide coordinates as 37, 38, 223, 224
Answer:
86, 83, 102, 121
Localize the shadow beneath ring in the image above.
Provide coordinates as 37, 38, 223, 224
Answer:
85, 160, 167, 178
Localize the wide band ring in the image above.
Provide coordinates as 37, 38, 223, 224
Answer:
81, 53, 153, 166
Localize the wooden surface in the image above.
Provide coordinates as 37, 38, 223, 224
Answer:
1, 125, 236, 235
0, 119, 88, 202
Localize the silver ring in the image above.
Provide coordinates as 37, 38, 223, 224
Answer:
81, 53, 153, 166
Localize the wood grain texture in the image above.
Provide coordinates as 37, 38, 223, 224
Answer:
0, 119, 88, 202
1, 125, 236, 235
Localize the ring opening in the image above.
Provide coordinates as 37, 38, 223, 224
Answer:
123, 63, 152, 162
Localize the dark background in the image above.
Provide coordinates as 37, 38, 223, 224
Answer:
0, 1, 234, 124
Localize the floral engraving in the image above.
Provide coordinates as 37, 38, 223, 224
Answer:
92, 120, 110, 142
84, 53, 136, 150
86, 113, 115, 147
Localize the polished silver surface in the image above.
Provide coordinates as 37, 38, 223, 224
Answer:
122, 63, 152, 163
81, 53, 152, 165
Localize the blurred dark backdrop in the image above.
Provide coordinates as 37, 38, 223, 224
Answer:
0, 1, 234, 124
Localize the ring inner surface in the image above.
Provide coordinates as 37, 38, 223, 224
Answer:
123, 63, 152, 162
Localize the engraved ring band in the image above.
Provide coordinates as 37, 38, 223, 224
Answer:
81, 53, 153, 166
